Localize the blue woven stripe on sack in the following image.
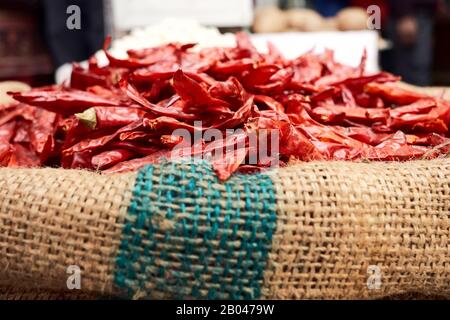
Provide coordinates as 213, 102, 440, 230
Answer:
114, 160, 277, 299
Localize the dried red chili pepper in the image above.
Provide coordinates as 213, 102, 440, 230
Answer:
68, 149, 94, 169
144, 78, 174, 102
212, 94, 254, 130
160, 135, 184, 148
241, 65, 280, 88
311, 104, 388, 125
62, 119, 144, 157
388, 99, 449, 134
172, 69, 232, 115
91, 148, 135, 170
337, 126, 390, 146
9, 143, 41, 167
254, 95, 284, 113
103, 149, 173, 174
29, 109, 56, 152
143, 116, 201, 134
103, 36, 187, 69
0, 122, 16, 142
210, 58, 255, 76
299, 124, 367, 160
0, 104, 31, 127
76, 106, 145, 130
362, 131, 430, 160
252, 67, 294, 93
71, 63, 108, 90
265, 41, 287, 66
118, 131, 153, 142
13, 121, 31, 144
209, 77, 246, 108
10, 88, 119, 115
211, 146, 248, 181
0, 143, 12, 166
364, 82, 431, 105
110, 141, 161, 156
2, 33, 450, 180
119, 78, 198, 120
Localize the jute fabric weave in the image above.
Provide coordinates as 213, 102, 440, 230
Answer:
0, 160, 448, 299
264, 160, 450, 299
0, 168, 136, 293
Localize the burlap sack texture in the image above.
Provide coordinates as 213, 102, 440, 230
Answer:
0, 168, 136, 296
0, 159, 449, 299
265, 160, 449, 299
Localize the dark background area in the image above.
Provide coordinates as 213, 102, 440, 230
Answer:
0, 0, 105, 86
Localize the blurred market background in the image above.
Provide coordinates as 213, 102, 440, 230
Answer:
1, 0, 450, 89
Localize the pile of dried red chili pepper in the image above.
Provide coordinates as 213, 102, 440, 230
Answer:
2, 33, 450, 180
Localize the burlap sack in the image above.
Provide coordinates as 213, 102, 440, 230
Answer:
265, 159, 449, 299
0, 159, 448, 299
0, 285, 100, 300
0, 168, 136, 296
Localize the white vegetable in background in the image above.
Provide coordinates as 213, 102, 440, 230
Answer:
56, 19, 236, 83
95, 18, 236, 64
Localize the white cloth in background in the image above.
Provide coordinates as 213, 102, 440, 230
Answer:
251, 31, 380, 73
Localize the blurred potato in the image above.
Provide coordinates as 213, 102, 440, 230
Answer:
253, 6, 288, 33
320, 18, 338, 31
0, 81, 31, 105
336, 7, 368, 31
286, 8, 324, 32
